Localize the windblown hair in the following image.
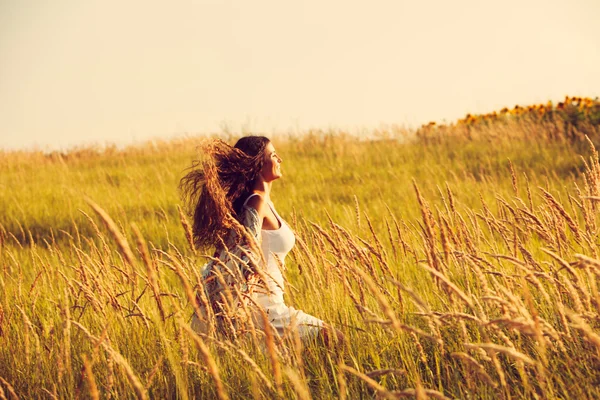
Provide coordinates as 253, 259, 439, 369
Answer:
179, 136, 270, 250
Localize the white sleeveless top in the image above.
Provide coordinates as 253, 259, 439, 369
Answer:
190, 193, 322, 339
243, 194, 295, 303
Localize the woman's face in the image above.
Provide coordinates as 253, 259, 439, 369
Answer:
260, 142, 283, 182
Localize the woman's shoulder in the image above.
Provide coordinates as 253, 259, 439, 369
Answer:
244, 192, 267, 216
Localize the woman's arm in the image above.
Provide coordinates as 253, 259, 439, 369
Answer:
245, 194, 267, 228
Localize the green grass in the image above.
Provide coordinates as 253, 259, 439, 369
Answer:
1, 126, 600, 399
0, 133, 584, 249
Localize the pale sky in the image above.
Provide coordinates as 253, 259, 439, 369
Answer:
1, 0, 599, 150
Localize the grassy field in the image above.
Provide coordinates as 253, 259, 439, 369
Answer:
2, 102, 600, 399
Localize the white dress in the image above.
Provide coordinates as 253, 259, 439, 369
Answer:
249, 194, 324, 338
191, 194, 323, 339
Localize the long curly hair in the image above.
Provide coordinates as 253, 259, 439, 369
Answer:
179, 136, 270, 250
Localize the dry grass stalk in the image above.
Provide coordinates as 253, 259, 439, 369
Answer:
0, 303, 4, 340
343, 240, 380, 290
582, 136, 600, 196
258, 308, 283, 397
385, 218, 398, 259
445, 182, 456, 215
340, 364, 395, 399
395, 388, 450, 400
523, 278, 554, 398
365, 369, 406, 379
575, 185, 598, 244
0, 377, 18, 400
287, 320, 306, 379
515, 207, 553, 243
16, 305, 41, 360
539, 187, 582, 242
559, 272, 586, 313
84, 197, 137, 268
71, 279, 106, 316
439, 215, 452, 266
388, 279, 438, 340
308, 220, 340, 254
419, 263, 475, 311
461, 254, 491, 296
566, 311, 600, 350
437, 184, 452, 218
583, 266, 600, 315
412, 180, 441, 271
433, 312, 481, 323
355, 236, 393, 285
518, 245, 542, 272
394, 215, 412, 257
105, 352, 115, 396
456, 213, 476, 254
411, 331, 428, 364
450, 352, 497, 388
109, 349, 149, 400
354, 194, 361, 230
62, 289, 72, 381
337, 359, 347, 400
581, 195, 600, 201
414, 378, 427, 400
129, 301, 151, 329
78, 209, 111, 256
70, 320, 148, 399
181, 324, 229, 400
283, 367, 310, 400
170, 255, 205, 329
364, 212, 387, 259
508, 159, 518, 195
486, 317, 536, 336
214, 290, 238, 338
293, 235, 320, 277
177, 204, 196, 254
495, 329, 516, 350
215, 340, 274, 393
82, 355, 100, 400
211, 258, 260, 339
342, 364, 450, 399
464, 343, 536, 365
145, 356, 164, 390
575, 253, 600, 272
355, 268, 443, 345
350, 265, 401, 331
542, 248, 581, 281
131, 224, 165, 321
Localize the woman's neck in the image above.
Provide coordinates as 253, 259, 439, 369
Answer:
252, 179, 273, 200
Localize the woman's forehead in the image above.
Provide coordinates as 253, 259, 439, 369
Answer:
265, 142, 276, 153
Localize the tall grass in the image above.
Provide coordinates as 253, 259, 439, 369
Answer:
2, 114, 600, 398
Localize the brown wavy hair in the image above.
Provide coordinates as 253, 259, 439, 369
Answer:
179, 136, 270, 250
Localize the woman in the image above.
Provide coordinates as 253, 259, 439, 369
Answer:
180, 136, 340, 344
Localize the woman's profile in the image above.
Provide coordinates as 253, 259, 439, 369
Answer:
179, 136, 342, 345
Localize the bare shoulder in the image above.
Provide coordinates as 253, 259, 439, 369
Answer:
245, 193, 267, 217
